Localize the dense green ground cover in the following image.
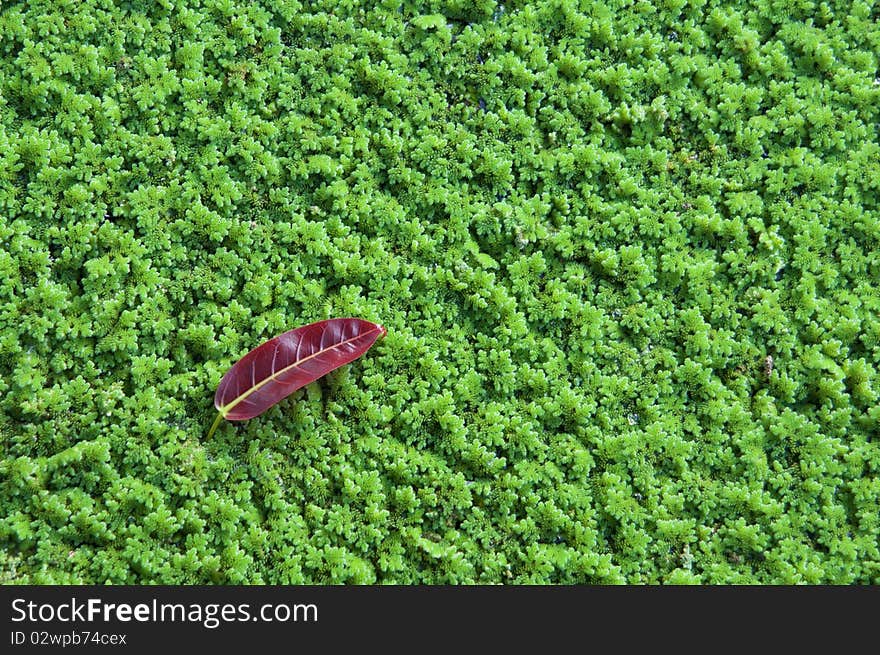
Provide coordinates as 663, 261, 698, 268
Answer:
1, 0, 878, 583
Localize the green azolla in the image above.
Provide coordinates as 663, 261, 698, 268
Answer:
1, 0, 879, 583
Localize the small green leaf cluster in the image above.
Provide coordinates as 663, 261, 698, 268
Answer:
1, 0, 878, 584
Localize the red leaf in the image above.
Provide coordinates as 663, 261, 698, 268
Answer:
208, 318, 386, 436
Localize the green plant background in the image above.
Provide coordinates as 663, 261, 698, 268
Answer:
1, 0, 878, 583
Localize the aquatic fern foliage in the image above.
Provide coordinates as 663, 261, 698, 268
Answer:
0, 0, 878, 583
